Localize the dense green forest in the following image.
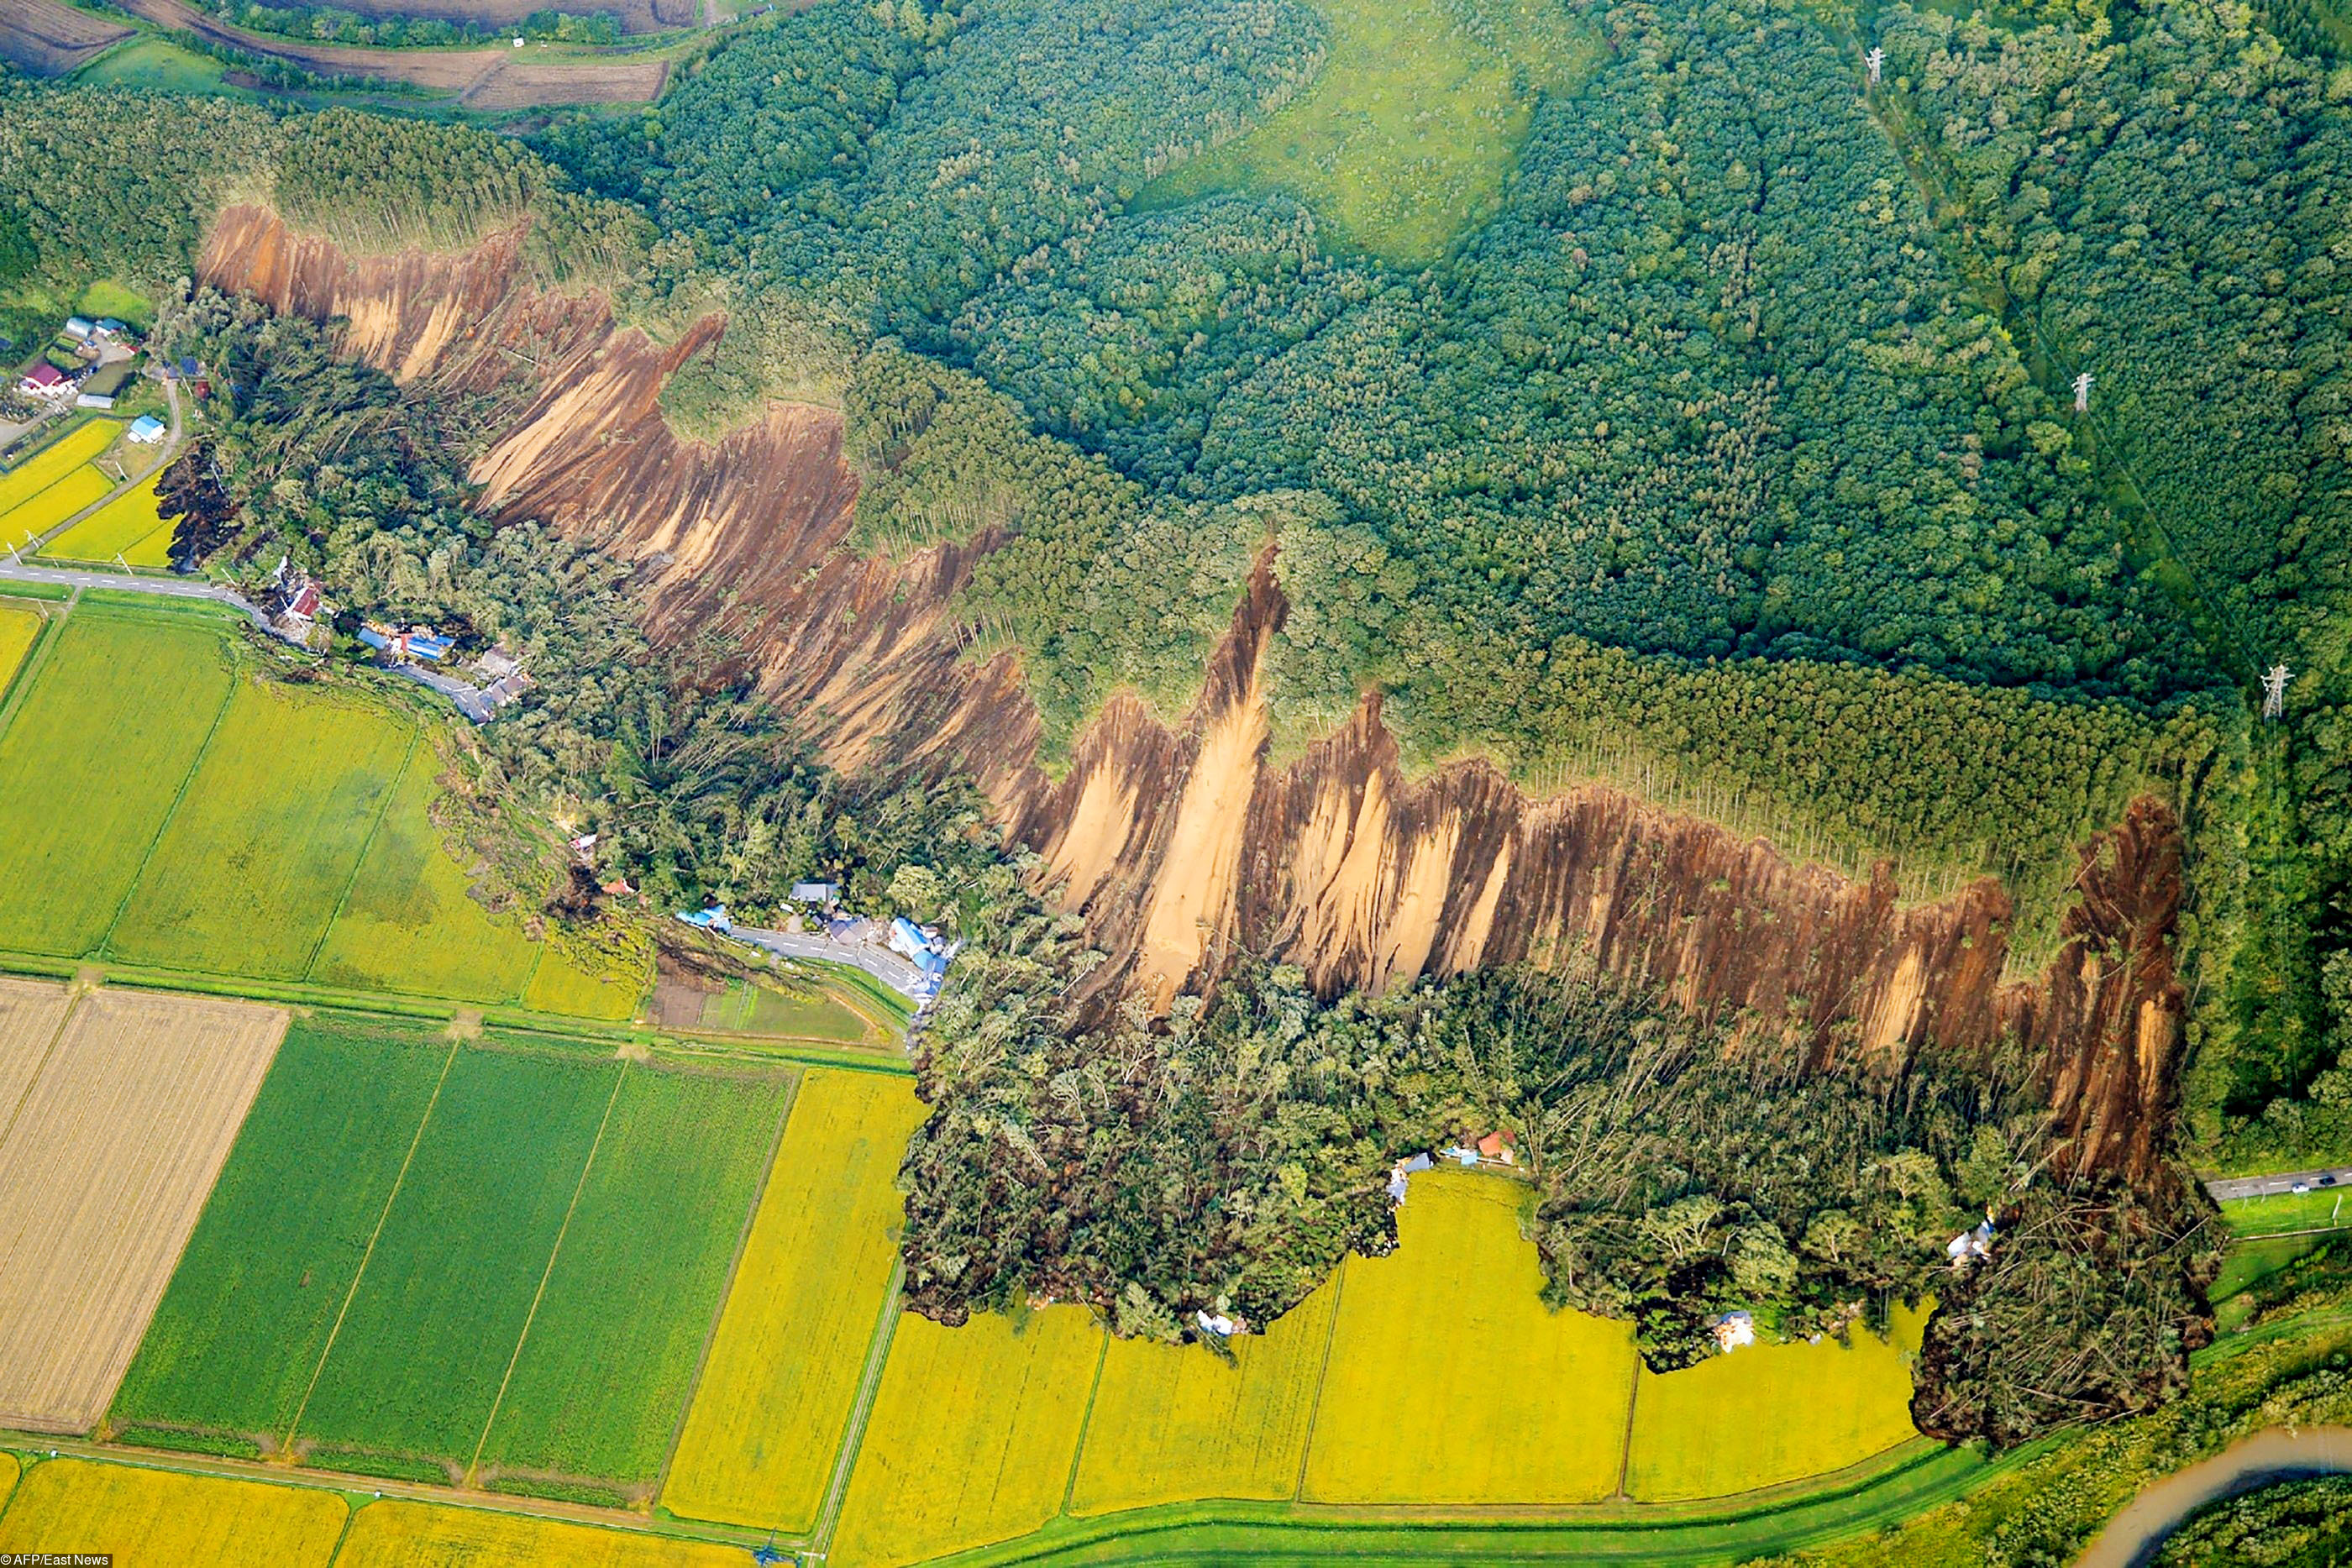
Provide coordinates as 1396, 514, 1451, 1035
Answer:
7, 0, 2351, 1450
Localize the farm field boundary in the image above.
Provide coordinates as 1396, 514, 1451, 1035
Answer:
0, 988, 286, 1432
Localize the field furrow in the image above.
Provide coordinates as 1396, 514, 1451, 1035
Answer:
0, 989, 286, 1432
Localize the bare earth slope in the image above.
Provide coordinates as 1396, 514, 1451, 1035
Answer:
199, 206, 2189, 1184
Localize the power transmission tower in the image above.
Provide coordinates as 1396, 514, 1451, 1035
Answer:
2072, 371, 2092, 413
2262, 663, 2291, 721
1866, 46, 1883, 86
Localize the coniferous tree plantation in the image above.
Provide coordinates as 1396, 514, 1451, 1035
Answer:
5, 0, 2352, 1525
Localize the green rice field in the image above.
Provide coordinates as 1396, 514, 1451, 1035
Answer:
110, 1017, 457, 1445
0, 599, 45, 696
295, 1042, 620, 1469
0, 608, 234, 955
476, 1063, 793, 1494
307, 748, 543, 1005
108, 679, 413, 978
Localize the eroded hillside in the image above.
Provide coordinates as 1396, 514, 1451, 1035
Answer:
199, 204, 2189, 1184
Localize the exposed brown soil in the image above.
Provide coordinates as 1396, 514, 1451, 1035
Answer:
197, 206, 2192, 1185
0, 987, 286, 1434
0, 0, 131, 75
110, 0, 667, 103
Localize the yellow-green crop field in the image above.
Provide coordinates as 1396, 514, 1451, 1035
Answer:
109, 677, 413, 979
1071, 1276, 1337, 1516
0, 419, 118, 517
0, 464, 113, 547
334, 1499, 754, 1567
0, 600, 43, 695
1625, 1300, 1931, 1502
0, 1459, 344, 1565
309, 747, 543, 1005
524, 922, 652, 1021
40, 473, 173, 565
0, 607, 235, 956
663, 1069, 929, 1532
831, 1305, 1106, 1568
1301, 1171, 1639, 1504
0, 1450, 16, 1510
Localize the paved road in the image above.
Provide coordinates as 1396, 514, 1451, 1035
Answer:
2204, 1166, 2352, 1202
736, 924, 929, 1000
0, 557, 270, 627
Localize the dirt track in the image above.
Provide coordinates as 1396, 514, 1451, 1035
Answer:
108, 0, 667, 104
0, 0, 132, 75
0, 987, 286, 1434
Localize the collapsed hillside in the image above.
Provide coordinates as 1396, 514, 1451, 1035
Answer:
200, 201, 2192, 1191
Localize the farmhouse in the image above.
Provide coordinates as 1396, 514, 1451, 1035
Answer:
126, 413, 166, 443
18, 362, 68, 396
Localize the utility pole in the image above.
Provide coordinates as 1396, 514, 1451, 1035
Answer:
2072, 371, 2092, 413
2262, 663, 2291, 721
1866, 46, 1883, 86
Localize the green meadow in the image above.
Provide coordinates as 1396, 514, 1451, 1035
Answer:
1139, 0, 1603, 264
294, 1042, 620, 1470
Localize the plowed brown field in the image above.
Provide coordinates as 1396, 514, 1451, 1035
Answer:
0, 989, 286, 1433
0, 976, 73, 1137
0, 0, 131, 75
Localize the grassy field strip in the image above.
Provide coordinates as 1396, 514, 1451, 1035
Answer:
110, 1019, 458, 1453
2223, 1188, 2351, 1237
0, 594, 66, 737
298, 724, 420, 983
0, 609, 234, 957
0, 992, 286, 1434
464, 1062, 627, 1485
0, 1457, 344, 1565
0, 600, 44, 704
808, 1260, 909, 1557
473, 1064, 796, 1501
282, 1038, 462, 1450
661, 1070, 931, 1533
294, 1046, 621, 1474
333, 1497, 755, 1567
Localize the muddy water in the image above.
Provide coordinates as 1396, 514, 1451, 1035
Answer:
2076, 1424, 2352, 1568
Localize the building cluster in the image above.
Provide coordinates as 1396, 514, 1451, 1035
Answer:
15, 317, 144, 408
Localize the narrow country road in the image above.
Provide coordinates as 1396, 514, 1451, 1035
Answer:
2205, 1167, 2352, 1203
0, 556, 269, 630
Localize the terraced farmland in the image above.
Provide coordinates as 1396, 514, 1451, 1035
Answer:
108, 676, 412, 978
0, 989, 286, 1432
0, 1459, 344, 1565
478, 1063, 793, 1498
110, 1017, 456, 1450
662, 1069, 929, 1532
831, 1306, 1107, 1568
0, 606, 234, 955
294, 1041, 620, 1476
1300, 1172, 1640, 1505
1070, 1278, 1338, 1516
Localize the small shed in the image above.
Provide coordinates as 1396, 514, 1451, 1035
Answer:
61, 317, 93, 341
74, 393, 113, 410
127, 413, 166, 443
792, 880, 841, 905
